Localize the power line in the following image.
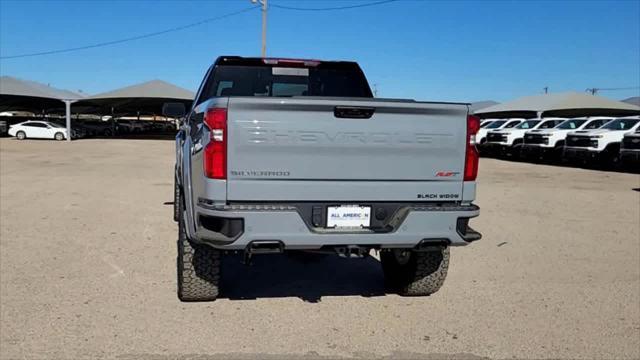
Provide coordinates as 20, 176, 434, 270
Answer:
585, 86, 640, 95
0, 5, 260, 60
271, 0, 400, 11
0, 1, 401, 60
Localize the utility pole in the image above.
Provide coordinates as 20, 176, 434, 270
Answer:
251, 0, 268, 57
543, 86, 548, 94
373, 83, 379, 97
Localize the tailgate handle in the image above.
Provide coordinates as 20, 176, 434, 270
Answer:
334, 106, 375, 119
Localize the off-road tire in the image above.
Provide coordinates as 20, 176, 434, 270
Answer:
381, 247, 449, 296
16, 131, 26, 140
54, 132, 65, 141
177, 202, 221, 301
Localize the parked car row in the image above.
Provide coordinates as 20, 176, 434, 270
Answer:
479, 116, 640, 170
115, 120, 176, 134
0, 120, 8, 136
6, 119, 177, 140
74, 120, 114, 137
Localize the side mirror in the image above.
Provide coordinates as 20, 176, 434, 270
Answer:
162, 102, 186, 118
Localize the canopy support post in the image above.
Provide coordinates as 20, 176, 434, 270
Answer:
111, 107, 116, 137
63, 100, 75, 142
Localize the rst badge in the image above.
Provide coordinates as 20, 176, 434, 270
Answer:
435, 171, 460, 177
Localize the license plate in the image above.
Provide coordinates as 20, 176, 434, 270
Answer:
326, 205, 371, 228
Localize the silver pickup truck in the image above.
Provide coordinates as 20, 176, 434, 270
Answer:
166, 56, 481, 301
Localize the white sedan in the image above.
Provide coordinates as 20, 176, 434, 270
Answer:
8, 121, 69, 141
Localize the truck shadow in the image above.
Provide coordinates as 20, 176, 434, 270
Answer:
220, 252, 387, 302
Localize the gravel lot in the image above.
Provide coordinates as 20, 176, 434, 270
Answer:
1, 138, 639, 360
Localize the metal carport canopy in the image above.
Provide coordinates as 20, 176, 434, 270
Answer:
74, 80, 194, 116
474, 92, 640, 119
0, 76, 84, 142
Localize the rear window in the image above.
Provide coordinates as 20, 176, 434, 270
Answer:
556, 119, 586, 129
200, 63, 373, 102
601, 119, 639, 130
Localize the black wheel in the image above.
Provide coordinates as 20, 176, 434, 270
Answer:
177, 201, 221, 301
381, 247, 449, 296
509, 142, 523, 160
548, 146, 563, 164
16, 131, 26, 140
602, 144, 621, 170
103, 128, 113, 137
173, 173, 180, 222
54, 132, 65, 141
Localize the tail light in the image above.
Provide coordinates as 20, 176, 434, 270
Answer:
203, 108, 227, 179
464, 115, 481, 181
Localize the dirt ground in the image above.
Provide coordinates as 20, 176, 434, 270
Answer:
1, 138, 639, 360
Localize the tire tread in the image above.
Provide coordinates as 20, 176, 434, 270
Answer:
177, 203, 220, 301
381, 248, 449, 296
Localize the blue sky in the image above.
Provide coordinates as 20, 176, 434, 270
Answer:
1, 0, 639, 102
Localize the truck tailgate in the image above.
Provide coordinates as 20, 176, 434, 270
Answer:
226, 97, 468, 201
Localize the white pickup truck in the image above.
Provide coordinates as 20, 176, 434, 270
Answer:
620, 129, 640, 168
521, 117, 613, 161
477, 118, 524, 148
564, 116, 640, 166
483, 118, 565, 157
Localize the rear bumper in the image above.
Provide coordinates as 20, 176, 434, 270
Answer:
190, 203, 481, 250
